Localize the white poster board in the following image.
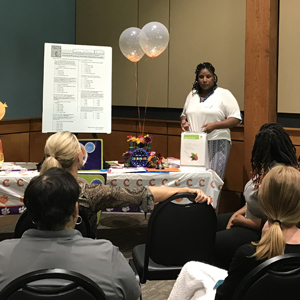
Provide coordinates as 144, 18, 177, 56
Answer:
180, 132, 209, 168
42, 43, 112, 133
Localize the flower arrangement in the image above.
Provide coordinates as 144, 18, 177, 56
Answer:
127, 136, 136, 151
123, 135, 160, 168
122, 151, 132, 158
127, 134, 153, 152
122, 150, 132, 167
147, 151, 157, 168
148, 151, 165, 168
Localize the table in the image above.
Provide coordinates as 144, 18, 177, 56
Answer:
0, 169, 223, 215
106, 169, 223, 211
0, 170, 39, 215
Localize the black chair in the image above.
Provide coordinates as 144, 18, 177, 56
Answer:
14, 208, 94, 238
129, 192, 217, 284
0, 268, 107, 300
232, 253, 300, 300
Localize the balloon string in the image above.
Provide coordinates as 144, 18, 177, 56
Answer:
142, 79, 150, 136
135, 62, 142, 135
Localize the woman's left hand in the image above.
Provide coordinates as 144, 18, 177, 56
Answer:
186, 188, 210, 204
202, 123, 216, 133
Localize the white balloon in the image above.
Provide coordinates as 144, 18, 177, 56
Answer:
119, 27, 145, 62
139, 22, 169, 58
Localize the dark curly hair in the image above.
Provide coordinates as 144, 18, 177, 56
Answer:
192, 62, 218, 96
251, 123, 298, 183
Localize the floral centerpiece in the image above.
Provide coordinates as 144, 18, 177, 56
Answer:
123, 134, 156, 167
147, 151, 165, 168
127, 134, 153, 151
122, 150, 132, 167
147, 151, 157, 168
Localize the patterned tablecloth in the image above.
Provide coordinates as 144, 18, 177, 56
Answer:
106, 169, 223, 212
0, 169, 223, 215
0, 170, 39, 215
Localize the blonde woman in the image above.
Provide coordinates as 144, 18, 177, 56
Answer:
40, 131, 209, 236
215, 165, 300, 299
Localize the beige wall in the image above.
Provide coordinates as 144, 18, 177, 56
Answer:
76, 0, 139, 106
169, 0, 246, 110
278, 0, 300, 113
76, 0, 246, 110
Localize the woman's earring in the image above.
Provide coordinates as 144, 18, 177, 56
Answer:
76, 215, 82, 225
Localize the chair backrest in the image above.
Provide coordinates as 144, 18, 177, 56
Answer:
232, 253, 300, 300
14, 208, 94, 238
0, 268, 107, 300
144, 192, 217, 271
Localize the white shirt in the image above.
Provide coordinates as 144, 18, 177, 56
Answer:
181, 87, 241, 141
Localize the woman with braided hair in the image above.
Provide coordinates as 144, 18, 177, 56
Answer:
215, 165, 300, 299
180, 62, 241, 180
213, 122, 299, 270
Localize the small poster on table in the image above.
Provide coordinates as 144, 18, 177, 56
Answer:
180, 132, 209, 168
78, 139, 103, 171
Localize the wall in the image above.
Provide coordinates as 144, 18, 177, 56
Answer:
278, 0, 300, 114
76, 0, 246, 110
0, 0, 76, 119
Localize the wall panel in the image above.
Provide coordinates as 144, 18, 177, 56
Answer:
0, 0, 75, 119
223, 141, 244, 192
169, 0, 246, 110
138, 0, 169, 108
29, 132, 51, 162
76, 0, 139, 106
167, 135, 181, 158
278, 0, 300, 113
2, 133, 29, 162
76, 0, 245, 110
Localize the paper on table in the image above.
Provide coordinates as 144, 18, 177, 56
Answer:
146, 168, 181, 172
179, 166, 206, 173
110, 167, 146, 173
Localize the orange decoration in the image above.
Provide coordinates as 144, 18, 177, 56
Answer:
0, 102, 8, 120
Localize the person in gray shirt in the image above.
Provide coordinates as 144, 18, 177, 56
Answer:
0, 167, 140, 300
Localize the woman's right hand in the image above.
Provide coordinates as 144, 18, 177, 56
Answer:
226, 213, 239, 229
181, 119, 190, 131
226, 205, 247, 229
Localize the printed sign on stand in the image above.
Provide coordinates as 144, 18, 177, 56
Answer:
180, 132, 209, 168
78, 139, 103, 171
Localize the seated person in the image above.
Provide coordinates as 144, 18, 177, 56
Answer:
169, 165, 300, 300
40, 131, 208, 236
213, 123, 299, 270
0, 167, 140, 300
215, 165, 300, 299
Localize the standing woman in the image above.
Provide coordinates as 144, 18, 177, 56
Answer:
181, 62, 241, 180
